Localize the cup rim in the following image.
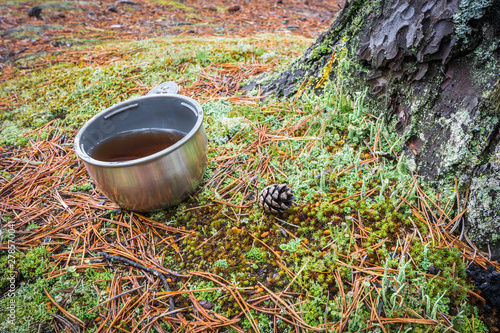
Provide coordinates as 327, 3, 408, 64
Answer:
74, 93, 204, 167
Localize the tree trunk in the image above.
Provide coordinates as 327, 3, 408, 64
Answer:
249, 0, 500, 258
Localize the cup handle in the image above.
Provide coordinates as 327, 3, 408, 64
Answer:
146, 81, 180, 95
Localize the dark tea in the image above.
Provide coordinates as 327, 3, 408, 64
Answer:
89, 129, 185, 162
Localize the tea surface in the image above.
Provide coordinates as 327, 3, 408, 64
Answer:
89, 129, 185, 162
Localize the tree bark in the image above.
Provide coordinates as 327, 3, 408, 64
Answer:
249, 0, 500, 258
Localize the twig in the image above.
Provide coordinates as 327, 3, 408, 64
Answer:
275, 217, 299, 228
96, 252, 175, 312
88, 285, 144, 312
47, 313, 80, 333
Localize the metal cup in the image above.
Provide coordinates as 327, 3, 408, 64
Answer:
74, 82, 208, 212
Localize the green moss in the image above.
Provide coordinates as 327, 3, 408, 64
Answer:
0, 35, 310, 146
410, 242, 470, 304
151, 0, 196, 11
0, 247, 113, 332
279, 238, 302, 252
212, 258, 230, 269
3, 24, 64, 40
0, 246, 47, 293
0, 122, 29, 146
245, 247, 266, 262
69, 182, 93, 192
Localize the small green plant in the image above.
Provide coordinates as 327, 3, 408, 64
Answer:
149, 211, 166, 221
19, 246, 48, 280
280, 238, 302, 252
212, 259, 229, 269
69, 182, 93, 192
245, 247, 265, 262
420, 243, 432, 271
1, 171, 12, 181
189, 280, 223, 310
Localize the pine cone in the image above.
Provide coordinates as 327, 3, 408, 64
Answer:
258, 184, 295, 213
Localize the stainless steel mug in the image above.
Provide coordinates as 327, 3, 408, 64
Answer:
74, 82, 208, 211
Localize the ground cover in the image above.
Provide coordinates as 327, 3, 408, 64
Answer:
1, 0, 340, 82
1, 1, 499, 332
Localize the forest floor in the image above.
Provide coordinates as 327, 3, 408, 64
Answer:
1, 1, 500, 333
1, 0, 341, 77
